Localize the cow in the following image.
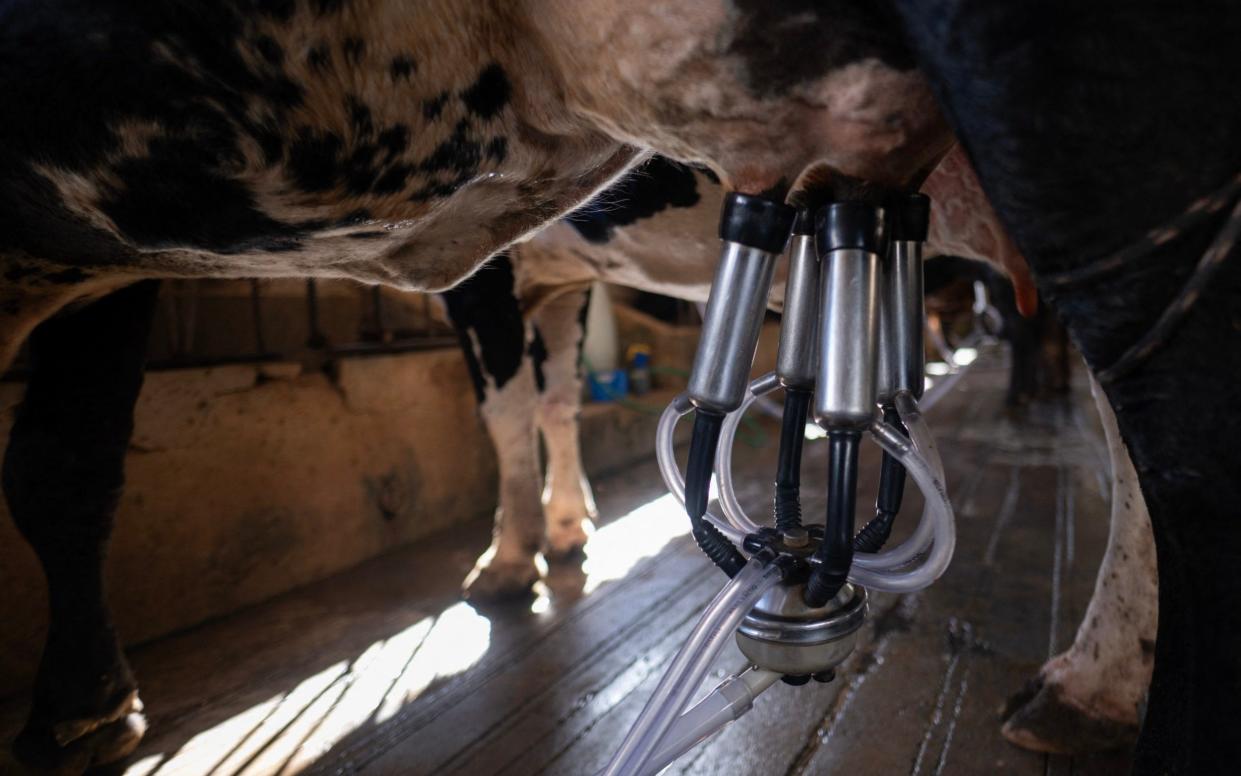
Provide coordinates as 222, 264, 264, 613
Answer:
1001, 375, 1158, 754
0, 3, 954, 769
0, 0, 1234, 772
888, 2, 1241, 772
440, 157, 727, 600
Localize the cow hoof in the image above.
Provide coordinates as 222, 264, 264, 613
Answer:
462, 558, 542, 601
12, 693, 147, 775
1000, 674, 1137, 754
544, 518, 593, 561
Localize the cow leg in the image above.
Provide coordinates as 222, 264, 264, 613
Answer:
461, 354, 547, 599
531, 289, 596, 558
1005, 316, 1040, 407
1002, 374, 1157, 753
0, 284, 97, 376
3, 281, 160, 774
443, 257, 545, 600
893, 4, 1241, 768
1039, 312, 1073, 396
987, 274, 1039, 408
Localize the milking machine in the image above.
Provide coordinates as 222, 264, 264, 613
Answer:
602, 191, 955, 775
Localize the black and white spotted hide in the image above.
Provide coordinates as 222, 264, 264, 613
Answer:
441, 255, 594, 599
440, 156, 712, 599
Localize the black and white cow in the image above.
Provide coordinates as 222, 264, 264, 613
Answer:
0, 0, 1234, 772
0, 3, 952, 768
440, 157, 720, 600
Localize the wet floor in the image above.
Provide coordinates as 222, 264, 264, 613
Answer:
0, 347, 1134, 774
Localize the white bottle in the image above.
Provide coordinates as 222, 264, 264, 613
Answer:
582, 280, 618, 373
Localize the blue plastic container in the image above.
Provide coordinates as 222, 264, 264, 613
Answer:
588, 368, 629, 401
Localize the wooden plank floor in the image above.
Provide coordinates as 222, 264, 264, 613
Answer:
0, 347, 1136, 775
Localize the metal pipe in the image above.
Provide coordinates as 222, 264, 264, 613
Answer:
770, 210, 819, 532
812, 202, 885, 429
863, 193, 929, 551
687, 242, 778, 413
888, 194, 929, 397
775, 211, 819, 390
687, 193, 794, 414
807, 201, 886, 607
684, 193, 794, 576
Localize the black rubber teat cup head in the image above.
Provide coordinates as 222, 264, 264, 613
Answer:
815, 201, 887, 256
791, 208, 816, 236
719, 192, 797, 254
890, 192, 931, 243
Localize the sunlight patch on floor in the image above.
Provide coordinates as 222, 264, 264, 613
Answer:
373, 602, 491, 724
124, 603, 493, 775
134, 660, 347, 775
580, 492, 690, 595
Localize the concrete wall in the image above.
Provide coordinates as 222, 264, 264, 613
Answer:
0, 350, 495, 697
0, 295, 777, 699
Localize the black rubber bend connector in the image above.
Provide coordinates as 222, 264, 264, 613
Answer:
774, 388, 812, 531
804, 429, 862, 608
685, 410, 747, 577
853, 406, 909, 553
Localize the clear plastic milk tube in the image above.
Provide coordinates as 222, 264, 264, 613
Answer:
600, 559, 783, 776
